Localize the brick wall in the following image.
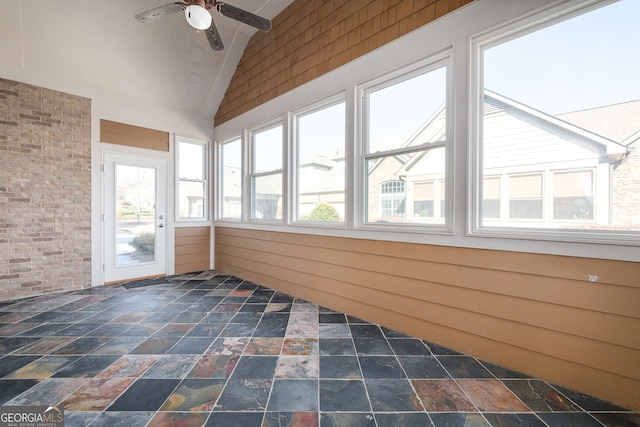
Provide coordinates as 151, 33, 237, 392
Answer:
215, 0, 473, 124
613, 146, 640, 226
0, 78, 91, 301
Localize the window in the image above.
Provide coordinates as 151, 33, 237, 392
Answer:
477, 0, 638, 237
381, 180, 405, 218
413, 181, 433, 218
553, 170, 593, 221
177, 137, 207, 220
362, 59, 449, 226
482, 177, 501, 219
508, 174, 543, 220
250, 123, 283, 221
294, 99, 345, 223
480, 170, 597, 224
211, 0, 637, 256
220, 136, 242, 219
413, 180, 445, 219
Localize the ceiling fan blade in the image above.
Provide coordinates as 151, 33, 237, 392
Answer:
135, 3, 185, 23
205, 20, 225, 51
216, 3, 271, 32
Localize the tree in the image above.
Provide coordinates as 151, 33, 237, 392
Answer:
306, 203, 340, 222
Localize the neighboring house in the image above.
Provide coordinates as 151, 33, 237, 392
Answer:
557, 99, 640, 228
223, 152, 347, 221
369, 91, 635, 228
222, 93, 638, 227
612, 134, 640, 227
478, 91, 628, 227
367, 104, 447, 224
222, 166, 242, 219
224, 168, 283, 220
298, 151, 346, 219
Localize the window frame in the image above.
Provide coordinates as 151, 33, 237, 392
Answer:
551, 169, 595, 222
356, 52, 454, 233
211, 0, 639, 260
216, 133, 243, 222
248, 120, 285, 224
380, 180, 406, 218
175, 135, 209, 222
470, 0, 638, 245
507, 172, 544, 221
412, 179, 446, 220
290, 93, 347, 228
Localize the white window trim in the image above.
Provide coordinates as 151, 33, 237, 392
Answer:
247, 119, 285, 224
469, 0, 639, 246
216, 133, 243, 222
290, 92, 348, 228
212, 0, 639, 261
355, 51, 454, 234
175, 135, 209, 223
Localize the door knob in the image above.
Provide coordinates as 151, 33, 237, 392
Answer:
159, 224, 164, 228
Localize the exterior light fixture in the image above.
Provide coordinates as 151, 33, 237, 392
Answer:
185, 5, 212, 30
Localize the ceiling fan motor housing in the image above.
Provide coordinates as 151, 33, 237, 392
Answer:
135, 1, 270, 51
185, 2, 212, 30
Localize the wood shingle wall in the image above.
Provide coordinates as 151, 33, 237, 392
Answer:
215, 0, 473, 125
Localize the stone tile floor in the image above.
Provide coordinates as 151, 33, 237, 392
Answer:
0, 271, 638, 427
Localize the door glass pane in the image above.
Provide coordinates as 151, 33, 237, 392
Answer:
115, 164, 156, 266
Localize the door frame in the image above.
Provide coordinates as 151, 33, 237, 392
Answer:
100, 145, 174, 284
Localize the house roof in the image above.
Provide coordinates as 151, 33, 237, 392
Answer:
300, 154, 337, 170
485, 91, 628, 158
395, 91, 633, 177
556, 99, 640, 146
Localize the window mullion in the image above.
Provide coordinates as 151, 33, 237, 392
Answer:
250, 169, 283, 179
364, 141, 446, 161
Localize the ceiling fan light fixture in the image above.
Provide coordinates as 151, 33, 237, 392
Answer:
185, 5, 212, 30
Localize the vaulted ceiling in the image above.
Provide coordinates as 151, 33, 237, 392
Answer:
0, 0, 293, 126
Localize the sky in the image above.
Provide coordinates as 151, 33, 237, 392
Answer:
368, 67, 446, 152
298, 102, 345, 159
484, 0, 640, 115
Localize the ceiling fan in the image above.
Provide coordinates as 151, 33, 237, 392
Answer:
135, 0, 272, 51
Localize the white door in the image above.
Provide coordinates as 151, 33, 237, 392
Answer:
104, 153, 167, 283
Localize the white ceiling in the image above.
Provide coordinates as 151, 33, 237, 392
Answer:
0, 0, 292, 126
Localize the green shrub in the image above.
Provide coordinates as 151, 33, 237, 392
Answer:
129, 232, 155, 254
306, 203, 340, 222
119, 205, 155, 220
